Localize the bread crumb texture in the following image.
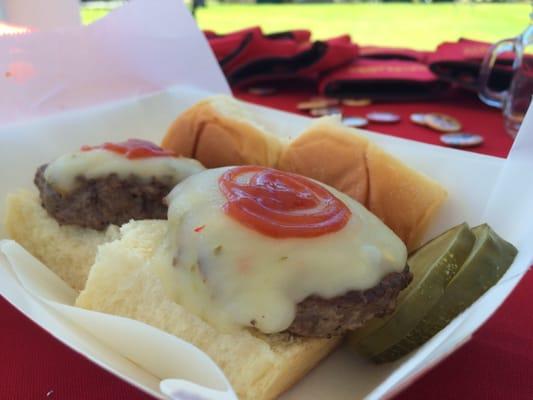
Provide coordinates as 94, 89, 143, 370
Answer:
76, 221, 339, 399
4, 190, 119, 291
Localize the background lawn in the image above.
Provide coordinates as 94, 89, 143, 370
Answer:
82, 3, 528, 50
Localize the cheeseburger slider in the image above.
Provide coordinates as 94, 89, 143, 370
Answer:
162, 95, 448, 251
76, 165, 412, 398
5, 139, 204, 290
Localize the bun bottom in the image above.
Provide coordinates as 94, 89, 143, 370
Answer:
76, 221, 340, 400
4, 191, 119, 291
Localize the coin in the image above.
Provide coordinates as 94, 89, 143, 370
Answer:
310, 96, 340, 106
342, 117, 368, 128
342, 98, 372, 107
425, 113, 462, 132
309, 107, 342, 117
298, 99, 338, 110
247, 87, 277, 96
366, 112, 401, 123
440, 133, 484, 148
410, 113, 427, 126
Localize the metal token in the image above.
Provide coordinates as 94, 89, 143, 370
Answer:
310, 97, 340, 106
298, 99, 338, 110
309, 107, 342, 117
366, 112, 401, 123
342, 117, 368, 128
247, 87, 277, 96
410, 113, 427, 126
424, 113, 462, 132
440, 133, 484, 148
342, 98, 372, 107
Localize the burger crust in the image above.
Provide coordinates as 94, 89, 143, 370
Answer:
34, 165, 175, 231
289, 267, 413, 337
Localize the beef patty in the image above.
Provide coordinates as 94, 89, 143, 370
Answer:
35, 165, 175, 230
288, 266, 412, 337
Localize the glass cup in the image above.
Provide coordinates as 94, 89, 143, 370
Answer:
479, 23, 533, 138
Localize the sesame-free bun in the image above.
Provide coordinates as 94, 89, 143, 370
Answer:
4, 190, 119, 291
279, 119, 447, 250
76, 221, 340, 400
162, 96, 447, 250
277, 119, 370, 204
162, 95, 284, 168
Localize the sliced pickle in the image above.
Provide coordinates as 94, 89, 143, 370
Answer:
371, 224, 518, 363
348, 222, 476, 359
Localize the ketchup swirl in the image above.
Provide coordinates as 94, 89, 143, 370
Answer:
81, 139, 175, 160
218, 166, 351, 238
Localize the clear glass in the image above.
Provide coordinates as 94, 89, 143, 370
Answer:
504, 25, 533, 137
479, 14, 533, 138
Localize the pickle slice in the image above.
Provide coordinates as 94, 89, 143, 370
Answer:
371, 224, 518, 363
348, 223, 476, 359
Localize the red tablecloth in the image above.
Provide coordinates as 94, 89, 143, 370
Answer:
1, 87, 531, 400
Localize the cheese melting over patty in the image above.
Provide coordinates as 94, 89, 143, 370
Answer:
44, 149, 205, 191
148, 167, 407, 334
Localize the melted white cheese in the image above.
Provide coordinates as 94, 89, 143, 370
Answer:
44, 149, 205, 191
152, 167, 407, 335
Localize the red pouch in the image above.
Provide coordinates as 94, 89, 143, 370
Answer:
319, 59, 448, 101
203, 30, 217, 39
427, 38, 514, 91
264, 30, 311, 43
206, 27, 310, 73
230, 35, 357, 88
359, 46, 430, 63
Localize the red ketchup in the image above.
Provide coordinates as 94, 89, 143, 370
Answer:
81, 139, 175, 159
218, 166, 351, 238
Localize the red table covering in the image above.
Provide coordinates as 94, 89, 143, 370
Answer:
1, 87, 532, 400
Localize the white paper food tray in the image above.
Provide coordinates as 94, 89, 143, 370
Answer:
0, 1, 532, 399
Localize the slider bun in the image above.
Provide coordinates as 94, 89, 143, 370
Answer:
364, 143, 447, 251
76, 221, 340, 400
279, 119, 447, 250
163, 97, 447, 250
277, 119, 370, 205
162, 96, 284, 168
4, 190, 119, 291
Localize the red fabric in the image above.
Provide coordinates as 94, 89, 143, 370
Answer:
211, 27, 302, 73
427, 38, 514, 92
328, 59, 437, 82
208, 34, 519, 99
1, 85, 530, 399
296, 35, 357, 78
269, 29, 311, 44
320, 59, 446, 101
429, 38, 514, 65
206, 28, 357, 88
359, 46, 430, 63
236, 85, 513, 158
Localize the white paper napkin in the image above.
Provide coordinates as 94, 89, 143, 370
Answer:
0, 0, 229, 126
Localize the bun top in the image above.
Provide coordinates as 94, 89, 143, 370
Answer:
162, 96, 284, 169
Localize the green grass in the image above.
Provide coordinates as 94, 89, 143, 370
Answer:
82, 3, 528, 50
82, 8, 110, 24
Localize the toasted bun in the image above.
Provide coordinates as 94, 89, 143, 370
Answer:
4, 190, 119, 291
76, 221, 339, 400
163, 97, 447, 250
162, 96, 284, 168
